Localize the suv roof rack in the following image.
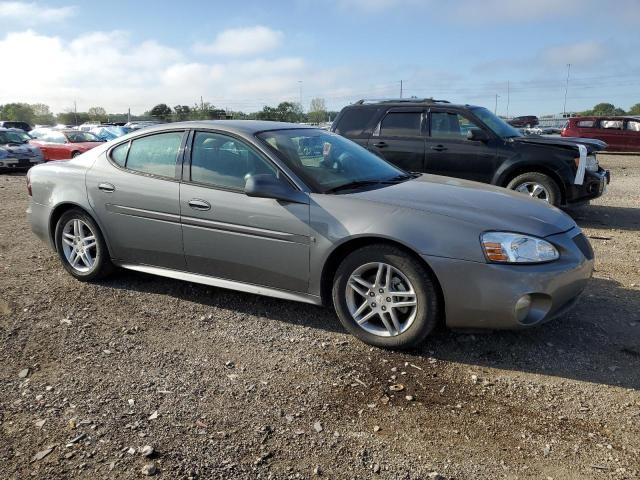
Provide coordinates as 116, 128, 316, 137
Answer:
353, 98, 451, 105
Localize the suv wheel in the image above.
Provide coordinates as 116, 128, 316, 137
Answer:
507, 172, 560, 206
332, 244, 439, 349
54, 208, 113, 281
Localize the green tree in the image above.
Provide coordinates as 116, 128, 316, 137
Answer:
173, 105, 191, 121
581, 102, 626, 116
56, 110, 90, 126
0, 103, 35, 124
87, 106, 107, 122
308, 97, 327, 124
256, 102, 304, 123
31, 103, 55, 125
149, 103, 172, 121
628, 103, 640, 115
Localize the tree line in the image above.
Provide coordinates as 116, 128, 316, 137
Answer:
0, 97, 338, 127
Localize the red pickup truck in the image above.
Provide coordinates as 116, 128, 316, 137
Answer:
562, 116, 640, 152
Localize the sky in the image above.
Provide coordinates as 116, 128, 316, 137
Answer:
1, 0, 639, 116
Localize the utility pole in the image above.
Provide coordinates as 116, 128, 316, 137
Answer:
74, 100, 77, 126
563, 63, 571, 117
506, 81, 510, 120
127, 107, 131, 123
400, 80, 403, 99
494, 94, 499, 115
298, 80, 303, 108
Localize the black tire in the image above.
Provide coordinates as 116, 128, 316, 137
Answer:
332, 244, 440, 349
506, 172, 561, 206
54, 208, 113, 281
71, 151, 81, 158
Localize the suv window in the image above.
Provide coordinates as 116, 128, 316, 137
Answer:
576, 120, 594, 128
625, 120, 640, 132
334, 108, 379, 136
600, 120, 623, 129
191, 131, 278, 190
125, 132, 183, 177
431, 112, 480, 139
379, 112, 422, 137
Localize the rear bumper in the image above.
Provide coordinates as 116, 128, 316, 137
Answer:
423, 227, 593, 329
27, 201, 55, 250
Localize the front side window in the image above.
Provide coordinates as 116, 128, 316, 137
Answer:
379, 112, 422, 137
470, 106, 521, 138
257, 128, 407, 193
125, 131, 183, 177
431, 112, 481, 139
576, 120, 594, 128
190, 132, 278, 190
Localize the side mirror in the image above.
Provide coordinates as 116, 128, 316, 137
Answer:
467, 128, 489, 142
244, 174, 309, 204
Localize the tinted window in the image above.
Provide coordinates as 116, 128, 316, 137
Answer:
431, 112, 481, 139
379, 112, 422, 137
626, 120, 640, 132
576, 120, 594, 128
334, 108, 379, 136
110, 142, 129, 166
191, 132, 278, 190
126, 132, 183, 177
600, 120, 622, 129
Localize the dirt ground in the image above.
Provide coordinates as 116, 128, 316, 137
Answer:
1, 154, 639, 479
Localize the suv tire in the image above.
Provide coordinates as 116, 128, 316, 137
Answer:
507, 172, 561, 206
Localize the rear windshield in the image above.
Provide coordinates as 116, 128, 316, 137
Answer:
333, 108, 380, 136
66, 131, 101, 143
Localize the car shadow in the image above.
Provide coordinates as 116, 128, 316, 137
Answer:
102, 271, 639, 390
567, 204, 640, 231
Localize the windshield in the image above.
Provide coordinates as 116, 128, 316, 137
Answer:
472, 107, 522, 138
65, 131, 102, 143
0, 130, 27, 144
257, 129, 408, 193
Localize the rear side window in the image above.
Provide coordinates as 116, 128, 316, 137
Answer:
626, 120, 640, 131
600, 120, 623, 129
576, 120, 594, 128
125, 132, 183, 178
333, 108, 378, 136
379, 112, 422, 137
110, 142, 129, 166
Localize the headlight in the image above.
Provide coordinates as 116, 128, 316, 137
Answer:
481, 232, 559, 263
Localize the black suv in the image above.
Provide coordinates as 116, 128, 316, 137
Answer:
0, 121, 32, 132
507, 115, 539, 128
331, 99, 609, 206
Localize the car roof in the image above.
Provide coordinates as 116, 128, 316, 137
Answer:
570, 116, 637, 120
343, 99, 480, 110
137, 120, 317, 135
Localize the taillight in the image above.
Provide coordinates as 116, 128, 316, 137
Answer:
26, 170, 32, 196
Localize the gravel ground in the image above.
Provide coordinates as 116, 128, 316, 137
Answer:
1, 154, 639, 479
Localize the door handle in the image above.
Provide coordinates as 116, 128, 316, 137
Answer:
98, 182, 115, 192
372, 142, 388, 148
188, 199, 211, 211
430, 145, 448, 152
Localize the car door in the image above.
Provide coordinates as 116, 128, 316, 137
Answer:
180, 130, 311, 292
624, 119, 640, 152
86, 130, 187, 269
367, 108, 425, 172
424, 109, 497, 183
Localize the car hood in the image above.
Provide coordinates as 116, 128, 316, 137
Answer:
350, 175, 576, 238
511, 135, 606, 153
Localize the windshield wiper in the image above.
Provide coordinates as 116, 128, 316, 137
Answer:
325, 180, 386, 194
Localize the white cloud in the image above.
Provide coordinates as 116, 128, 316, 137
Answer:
541, 41, 606, 66
193, 25, 283, 56
0, 1, 75, 24
0, 29, 315, 113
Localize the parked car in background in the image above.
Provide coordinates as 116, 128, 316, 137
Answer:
0, 120, 32, 132
562, 116, 640, 152
508, 116, 539, 128
0, 128, 43, 170
27, 120, 595, 349
78, 122, 102, 132
125, 120, 161, 131
90, 125, 131, 141
29, 129, 104, 161
332, 99, 609, 206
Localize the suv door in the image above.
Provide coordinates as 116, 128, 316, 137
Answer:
424, 109, 497, 183
180, 130, 310, 292
596, 118, 625, 150
367, 108, 425, 172
624, 119, 640, 152
86, 130, 187, 269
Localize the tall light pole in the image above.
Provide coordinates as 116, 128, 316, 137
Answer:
400, 80, 403, 99
563, 63, 571, 117
298, 80, 303, 108
494, 94, 500, 115
506, 81, 510, 120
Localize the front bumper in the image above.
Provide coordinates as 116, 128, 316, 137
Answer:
0, 157, 44, 169
566, 168, 609, 204
423, 226, 594, 329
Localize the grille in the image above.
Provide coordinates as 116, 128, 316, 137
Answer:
572, 233, 594, 260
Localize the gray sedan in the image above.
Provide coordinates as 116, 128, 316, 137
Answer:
27, 121, 594, 349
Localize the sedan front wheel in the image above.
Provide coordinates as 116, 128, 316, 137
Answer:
332, 244, 440, 349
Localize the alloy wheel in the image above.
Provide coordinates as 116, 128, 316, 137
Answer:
60, 218, 98, 273
345, 262, 418, 337
515, 182, 550, 202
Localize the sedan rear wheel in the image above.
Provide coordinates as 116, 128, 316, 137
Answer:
333, 244, 440, 349
54, 208, 113, 281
